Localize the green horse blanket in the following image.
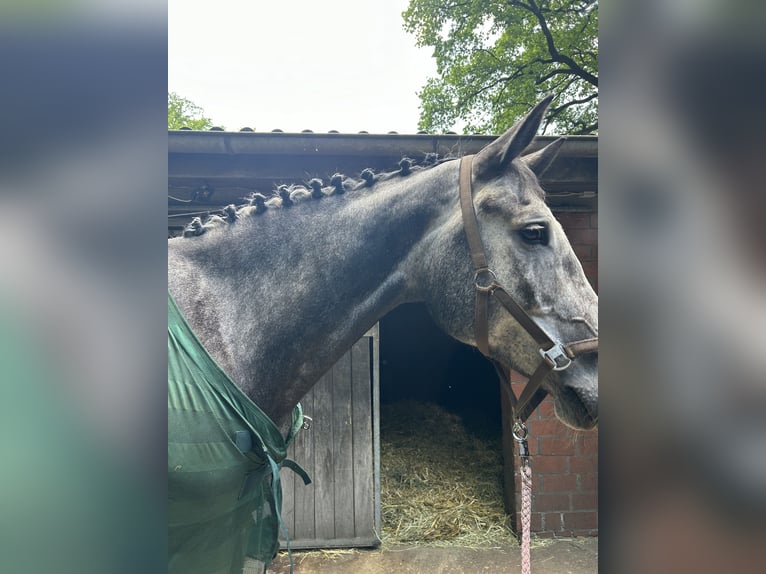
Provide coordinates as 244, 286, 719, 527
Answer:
168, 292, 309, 574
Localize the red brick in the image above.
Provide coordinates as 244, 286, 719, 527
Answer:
580, 261, 597, 278
542, 474, 578, 492
573, 243, 593, 262
579, 473, 598, 492
540, 436, 577, 455
565, 227, 598, 244
543, 512, 562, 531
529, 418, 568, 436
537, 399, 556, 419
563, 511, 598, 530
532, 455, 569, 474
529, 512, 543, 531
572, 492, 598, 511
534, 493, 571, 512
590, 213, 598, 228
556, 212, 591, 229
570, 455, 597, 473
577, 434, 598, 456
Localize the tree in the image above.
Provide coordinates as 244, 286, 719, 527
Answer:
168, 92, 214, 130
403, 0, 597, 134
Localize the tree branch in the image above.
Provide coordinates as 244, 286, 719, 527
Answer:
511, 0, 598, 87
536, 67, 578, 84
456, 74, 515, 109
456, 54, 548, 108
547, 92, 598, 119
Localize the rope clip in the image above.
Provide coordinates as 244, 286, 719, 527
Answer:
512, 421, 531, 467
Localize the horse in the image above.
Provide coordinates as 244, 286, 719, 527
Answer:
167, 97, 598, 573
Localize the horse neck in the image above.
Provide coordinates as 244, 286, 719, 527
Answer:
168, 162, 457, 431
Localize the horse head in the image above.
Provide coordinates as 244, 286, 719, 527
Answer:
422, 98, 598, 430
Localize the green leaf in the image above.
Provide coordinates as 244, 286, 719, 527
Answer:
403, 0, 598, 134
168, 92, 215, 130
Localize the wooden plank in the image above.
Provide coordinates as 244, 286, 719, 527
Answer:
500, 377, 518, 527
312, 370, 336, 539
351, 336, 376, 542
292, 385, 315, 540
280, 438, 295, 537
332, 351, 356, 539
371, 326, 382, 537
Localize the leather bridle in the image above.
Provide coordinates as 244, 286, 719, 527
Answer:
459, 155, 598, 423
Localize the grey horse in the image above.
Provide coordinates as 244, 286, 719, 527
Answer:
168, 97, 597, 573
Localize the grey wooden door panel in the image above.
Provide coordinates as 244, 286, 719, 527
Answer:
280, 327, 380, 549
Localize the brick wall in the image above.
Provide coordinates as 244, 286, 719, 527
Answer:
510, 376, 599, 537
556, 211, 598, 292
509, 209, 598, 538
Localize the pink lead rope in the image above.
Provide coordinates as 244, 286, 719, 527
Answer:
513, 421, 532, 574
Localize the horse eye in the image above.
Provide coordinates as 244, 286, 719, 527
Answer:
519, 224, 548, 245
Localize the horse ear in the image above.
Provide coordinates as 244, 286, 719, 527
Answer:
523, 136, 566, 178
472, 95, 554, 179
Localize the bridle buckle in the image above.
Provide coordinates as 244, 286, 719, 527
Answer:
539, 343, 573, 371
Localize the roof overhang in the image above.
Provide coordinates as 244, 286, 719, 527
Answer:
168, 131, 597, 231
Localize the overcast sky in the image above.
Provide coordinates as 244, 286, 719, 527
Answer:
168, 0, 438, 134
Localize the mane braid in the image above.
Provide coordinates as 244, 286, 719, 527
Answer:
183, 216, 206, 237
330, 173, 345, 194
278, 185, 293, 207
360, 168, 375, 187
308, 178, 324, 199
250, 193, 267, 214
223, 204, 237, 223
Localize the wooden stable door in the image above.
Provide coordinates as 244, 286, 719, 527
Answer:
279, 326, 381, 549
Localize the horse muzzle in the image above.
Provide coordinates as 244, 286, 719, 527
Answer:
549, 353, 598, 430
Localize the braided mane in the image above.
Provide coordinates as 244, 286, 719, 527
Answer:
179, 155, 447, 238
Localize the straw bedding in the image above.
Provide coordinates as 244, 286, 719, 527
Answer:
380, 400, 515, 547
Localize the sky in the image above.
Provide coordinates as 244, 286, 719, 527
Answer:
168, 0, 439, 134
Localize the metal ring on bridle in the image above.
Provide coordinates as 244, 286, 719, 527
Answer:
473, 268, 498, 292
512, 421, 528, 441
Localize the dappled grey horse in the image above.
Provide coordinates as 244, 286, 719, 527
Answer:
168, 97, 598, 573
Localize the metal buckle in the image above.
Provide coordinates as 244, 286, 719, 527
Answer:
539, 343, 573, 371
473, 268, 498, 292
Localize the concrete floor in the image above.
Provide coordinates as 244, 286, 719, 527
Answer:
263, 538, 598, 573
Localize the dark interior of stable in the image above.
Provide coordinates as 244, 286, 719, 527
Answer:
379, 302, 502, 430
377, 302, 510, 541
